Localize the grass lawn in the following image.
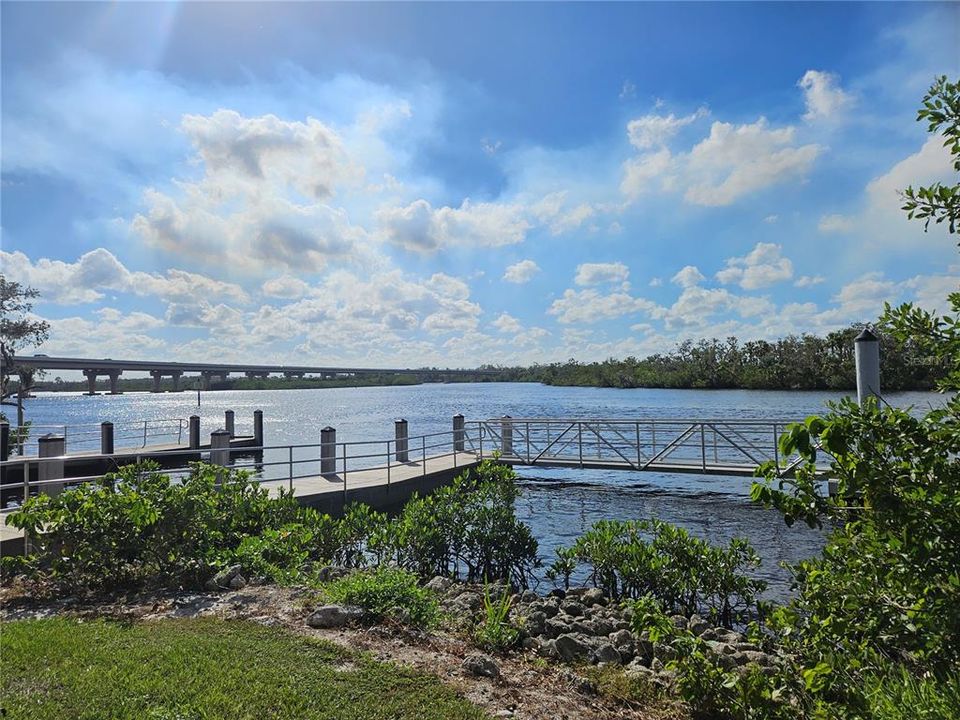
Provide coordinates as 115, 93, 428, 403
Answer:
1, 618, 489, 720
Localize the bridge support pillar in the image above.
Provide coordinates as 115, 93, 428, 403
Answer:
395, 419, 409, 462
101, 422, 114, 455
320, 427, 337, 476
82, 370, 99, 395
108, 371, 122, 394
170, 371, 183, 392
501, 415, 513, 456
38, 434, 66, 497
224, 410, 235, 438
855, 328, 880, 407
253, 410, 264, 447
453, 414, 465, 452
189, 415, 200, 450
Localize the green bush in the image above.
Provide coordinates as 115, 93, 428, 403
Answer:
4, 462, 309, 591
556, 518, 765, 627
324, 566, 438, 627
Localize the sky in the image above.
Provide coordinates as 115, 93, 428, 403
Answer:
2, 1, 959, 369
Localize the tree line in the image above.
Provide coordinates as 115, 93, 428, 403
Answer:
483, 324, 947, 391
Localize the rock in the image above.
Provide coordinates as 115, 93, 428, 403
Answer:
559, 668, 596, 695
560, 600, 586, 617
591, 617, 615, 636
316, 565, 352, 582
570, 620, 595, 636
625, 661, 654, 679
425, 576, 453, 593
700, 627, 720, 641
228, 574, 247, 590
581, 588, 606, 606
520, 589, 538, 604
463, 653, 500, 679
736, 650, 776, 667
548, 588, 566, 599
555, 633, 593, 662
536, 599, 560, 618
735, 641, 761, 652
493, 711, 514, 718
544, 617, 572, 639
564, 587, 589, 598
537, 638, 560, 660
594, 643, 621, 665
451, 592, 483, 613
649, 657, 664, 672
669, 614, 688, 631
706, 640, 737, 656
305, 604, 363, 628
206, 564, 242, 591
521, 637, 540, 651
524, 610, 547, 636
609, 629, 633, 647
688, 614, 711, 636
653, 641, 677, 662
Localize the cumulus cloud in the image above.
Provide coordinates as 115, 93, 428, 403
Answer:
503, 259, 541, 284
377, 198, 531, 252
798, 70, 854, 122
626, 108, 707, 150
492, 312, 522, 334
261, 275, 310, 299
794, 275, 825, 288
621, 115, 822, 206
575, 262, 630, 286
548, 288, 661, 324
671, 265, 705, 288
715, 243, 794, 290
0, 248, 249, 305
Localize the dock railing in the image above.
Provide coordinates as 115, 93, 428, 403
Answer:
10, 418, 188, 456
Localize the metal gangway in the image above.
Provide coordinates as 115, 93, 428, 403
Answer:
469, 417, 824, 477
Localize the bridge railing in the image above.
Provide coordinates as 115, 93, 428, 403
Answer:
469, 417, 809, 475
8, 418, 188, 456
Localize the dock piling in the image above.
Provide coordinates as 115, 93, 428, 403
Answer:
395, 419, 409, 463
320, 427, 337, 476
189, 416, 201, 449
210, 429, 231, 470
453, 414, 465, 452
101, 422, 114, 455
253, 410, 264, 447
501, 415, 513, 456
855, 328, 881, 407
38, 434, 66, 497
224, 410, 235, 438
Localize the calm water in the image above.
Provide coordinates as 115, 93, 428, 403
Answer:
18, 383, 947, 599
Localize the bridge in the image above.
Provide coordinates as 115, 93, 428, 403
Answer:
10, 354, 500, 393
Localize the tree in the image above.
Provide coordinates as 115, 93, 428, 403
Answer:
750, 77, 960, 713
0, 276, 50, 452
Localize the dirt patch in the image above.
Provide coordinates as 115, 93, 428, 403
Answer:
1, 584, 683, 720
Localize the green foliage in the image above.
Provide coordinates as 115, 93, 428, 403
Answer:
545, 546, 577, 589
472, 582, 520, 652
324, 566, 439, 627
901, 76, 960, 235
0, 276, 50, 401
234, 523, 318, 583
4, 462, 308, 591
558, 518, 765, 627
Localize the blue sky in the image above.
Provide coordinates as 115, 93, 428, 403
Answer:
2, 1, 958, 368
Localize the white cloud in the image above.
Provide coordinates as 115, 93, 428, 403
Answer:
671, 265, 705, 288
492, 312, 522, 334
794, 275, 825, 288
548, 288, 661, 324
683, 119, 822, 206
649, 277, 663, 287
377, 198, 530, 252
0, 248, 249, 305
763, 214, 779, 224
715, 243, 793, 290
575, 262, 630, 286
798, 70, 854, 122
626, 108, 707, 150
261, 275, 310, 299
621, 116, 822, 206
818, 214, 856, 233
502, 260, 541, 284
619, 80, 636, 101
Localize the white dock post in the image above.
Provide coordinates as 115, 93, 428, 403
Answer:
210, 429, 231, 469
395, 419, 409, 462
320, 427, 337, 476
38, 434, 66, 497
501, 415, 513, 456
855, 328, 881, 407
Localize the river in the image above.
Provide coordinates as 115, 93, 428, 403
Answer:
15, 383, 948, 600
